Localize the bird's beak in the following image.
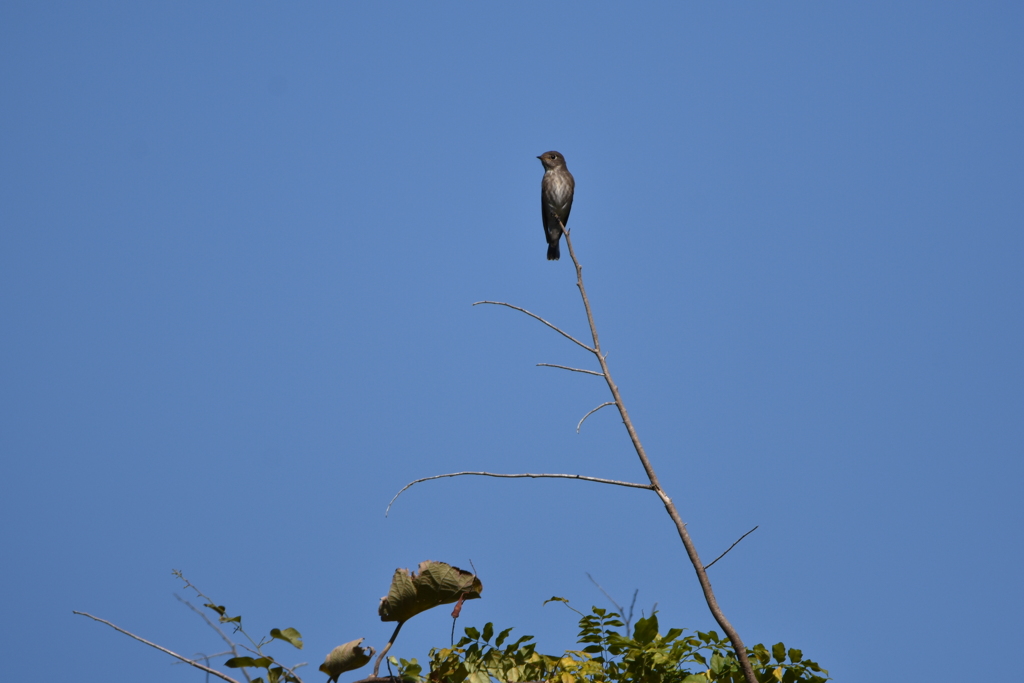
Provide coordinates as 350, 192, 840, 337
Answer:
536, 155, 543, 160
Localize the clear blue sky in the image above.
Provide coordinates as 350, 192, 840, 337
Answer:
2, 3, 1021, 681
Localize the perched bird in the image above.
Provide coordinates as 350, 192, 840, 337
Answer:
537, 151, 575, 260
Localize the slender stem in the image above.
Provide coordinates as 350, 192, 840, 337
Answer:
560, 224, 759, 683
373, 621, 404, 677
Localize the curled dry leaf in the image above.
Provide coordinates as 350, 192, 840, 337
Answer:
319, 638, 375, 683
378, 560, 483, 623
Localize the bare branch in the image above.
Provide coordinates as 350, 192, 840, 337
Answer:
473, 301, 595, 352
559, 223, 759, 683
73, 611, 240, 683
577, 402, 615, 433
386, 471, 653, 516
536, 363, 604, 376
703, 526, 759, 571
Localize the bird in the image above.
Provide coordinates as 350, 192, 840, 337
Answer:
537, 151, 575, 260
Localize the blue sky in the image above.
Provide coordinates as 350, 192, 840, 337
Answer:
1, 2, 1022, 681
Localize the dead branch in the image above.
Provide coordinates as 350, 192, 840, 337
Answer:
73, 611, 240, 683
386, 471, 653, 516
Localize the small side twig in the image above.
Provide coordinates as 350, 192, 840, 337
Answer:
386, 471, 653, 516
577, 402, 615, 433
473, 301, 595, 353
73, 611, 240, 683
536, 363, 604, 376
703, 526, 759, 570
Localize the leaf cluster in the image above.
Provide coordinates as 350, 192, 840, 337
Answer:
393, 601, 828, 683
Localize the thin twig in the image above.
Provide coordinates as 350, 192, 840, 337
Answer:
586, 573, 625, 615
577, 402, 615, 433
626, 589, 638, 633
559, 223, 759, 683
584, 573, 638, 634
386, 471, 653, 516
73, 611, 240, 683
703, 526, 759, 570
175, 595, 238, 651
536, 363, 604, 376
473, 301, 595, 353
174, 595, 251, 683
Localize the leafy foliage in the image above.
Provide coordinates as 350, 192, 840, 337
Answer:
393, 601, 829, 683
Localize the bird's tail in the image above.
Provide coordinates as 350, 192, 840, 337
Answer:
547, 242, 560, 261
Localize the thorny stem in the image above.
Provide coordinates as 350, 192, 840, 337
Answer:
560, 223, 759, 683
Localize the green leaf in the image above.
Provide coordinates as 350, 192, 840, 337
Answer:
633, 614, 659, 645
543, 596, 569, 605
378, 561, 483, 623
225, 656, 272, 668
494, 627, 513, 648
270, 627, 304, 649
319, 638, 375, 683
710, 652, 727, 675
465, 626, 481, 640
682, 675, 708, 683
787, 648, 803, 663
482, 622, 493, 642
772, 642, 786, 663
